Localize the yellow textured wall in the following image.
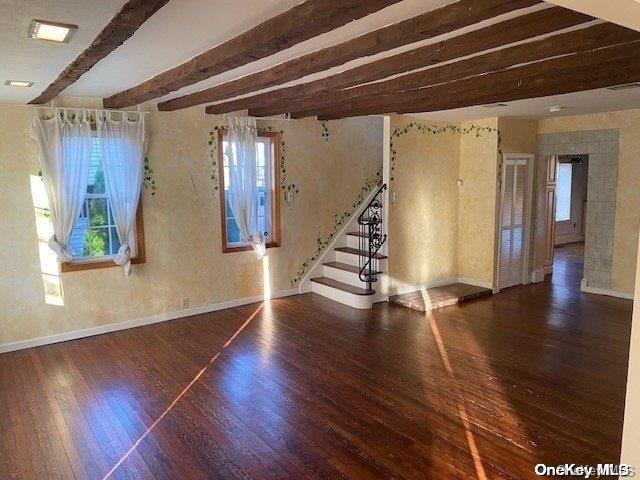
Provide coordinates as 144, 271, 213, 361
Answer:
457, 118, 500, 286
539, 109, 640, 294
387, 115, 460, 291
498, 117, 538, 156
0, 105, 382, 346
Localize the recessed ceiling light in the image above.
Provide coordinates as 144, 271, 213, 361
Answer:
4, 80, 34, 87
483, 103, 508, 108
28, 19, 77, 43
549, 106, 564, 112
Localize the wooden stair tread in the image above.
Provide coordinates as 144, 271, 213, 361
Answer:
334, 246, 388, 259
311, 277, 375, 295
323, 261, 382, 275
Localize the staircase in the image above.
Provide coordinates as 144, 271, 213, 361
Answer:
309, 184, 387, 309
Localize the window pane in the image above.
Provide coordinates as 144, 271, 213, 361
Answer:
226, 218, 242, 244
556, 163, 572, 222
87, 137, 105, 194
83, 227, 109, 257
88, 198, 109, 226
110, 227, 121, 255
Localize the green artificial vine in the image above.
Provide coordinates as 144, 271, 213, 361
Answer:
143, 154, 157, 195
289, 167, 383, 286
390, 122, 502, 184
208, 126, 223, 194
264, 125, 299, 203
320, 121, 330, 141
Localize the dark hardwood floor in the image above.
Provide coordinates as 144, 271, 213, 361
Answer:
0, 248, 632, 479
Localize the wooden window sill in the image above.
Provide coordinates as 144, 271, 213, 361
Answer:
222, 241, 281, 254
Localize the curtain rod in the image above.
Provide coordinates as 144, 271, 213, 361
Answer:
33, 106, 149, 115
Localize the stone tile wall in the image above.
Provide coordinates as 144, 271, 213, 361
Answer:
537, 129, 619, 289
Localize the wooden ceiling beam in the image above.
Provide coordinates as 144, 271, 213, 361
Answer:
308, 42, 640, 120
255, 22, 639, 117
29, 0, 169, 104
162, 0, 541, 111
103, 0, 401, 109
205, 5, 589, 115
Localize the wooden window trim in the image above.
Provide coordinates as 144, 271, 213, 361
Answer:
61, 203, 146, 272
217, 128, 282, 253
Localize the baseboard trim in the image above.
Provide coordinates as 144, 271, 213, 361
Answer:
0, 288, 300, 354
580, 279, 633, 300
457, 277, 493, 290
387, 277, 459, 296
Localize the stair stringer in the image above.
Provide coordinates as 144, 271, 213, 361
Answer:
298, 185, 386, 297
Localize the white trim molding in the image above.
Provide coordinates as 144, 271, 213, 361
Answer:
0, 288, 299, 354
580, 279, 633, 300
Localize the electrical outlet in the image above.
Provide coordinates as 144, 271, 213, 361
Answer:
181, 297, 190, 310
391, 192, 398, 204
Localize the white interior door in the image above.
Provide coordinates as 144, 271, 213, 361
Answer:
499, 156, 529, 290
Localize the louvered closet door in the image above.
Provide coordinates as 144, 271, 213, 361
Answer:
499, 158, 528, 289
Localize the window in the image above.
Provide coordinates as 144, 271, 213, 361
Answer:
62, 133, 145, 272
555, 162, 572, 222
218, 129, 281, 252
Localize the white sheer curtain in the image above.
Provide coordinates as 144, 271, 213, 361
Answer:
226, 116, 265, 259
30, 108, 92, 261
97, 111, 145, 276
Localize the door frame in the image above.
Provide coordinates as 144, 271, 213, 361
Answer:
495, 153, 535, 292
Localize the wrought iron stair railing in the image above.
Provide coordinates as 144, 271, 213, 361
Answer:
358, 183, 387, 292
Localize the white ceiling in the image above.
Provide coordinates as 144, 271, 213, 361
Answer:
1, 0, 640, 121
546, 0, 640, 31
0, 0, 127, 104
414, 86, 640, 121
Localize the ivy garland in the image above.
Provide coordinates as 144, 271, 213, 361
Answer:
289, 167, 383, 286
389, 122, 502, 184
143, 154, 157, 195
208, 126, 223, 193
320, 121, 330, 141
265, 125, 299, 203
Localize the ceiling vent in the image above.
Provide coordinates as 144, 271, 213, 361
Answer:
607, 83, 640, 91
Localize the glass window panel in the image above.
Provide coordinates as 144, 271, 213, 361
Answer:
556, 163, 572, 222
87, 137, 105, 194
83, 227, 109, 257
110, 226, 121, 255
88, 198, 109, 227
226, 218, 242, 244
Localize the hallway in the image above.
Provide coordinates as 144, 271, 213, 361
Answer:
552, 242, 585, 288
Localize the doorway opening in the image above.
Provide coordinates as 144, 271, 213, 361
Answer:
552, 154, 588, 288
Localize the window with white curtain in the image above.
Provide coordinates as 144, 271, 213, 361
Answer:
218, 130, 281, 252
65, 132, 142, 269
555, 162, 573, 222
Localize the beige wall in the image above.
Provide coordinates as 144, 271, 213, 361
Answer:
498, 117, 538, 156
387, 115, 460, 290
539, 109, 640, 294
388, 116, 535, 290
0, 105, 382, 346
458, 118, 500, 286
